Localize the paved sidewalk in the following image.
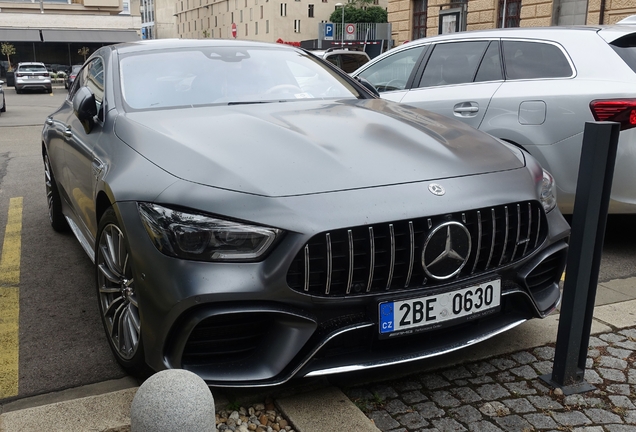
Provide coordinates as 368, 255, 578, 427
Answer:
1, 279, 635, 432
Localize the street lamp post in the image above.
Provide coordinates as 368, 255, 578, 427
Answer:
335, 3, 344, 47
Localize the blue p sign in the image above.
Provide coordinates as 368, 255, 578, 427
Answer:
325, 23, 334, 39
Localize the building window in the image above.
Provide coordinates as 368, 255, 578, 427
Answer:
250, 8, 253, 20
255, 21, 259, 34
211, 28, 214, 37
322, 0, 327, 3
266, 19, 269, 32
412, 0, 427, 40
280, 3, 286, 16
308, 4, 314, 17
215, 15, 218, 26
240, 10, 243, 21
294, 19, 300, 32
497, 0, 521, 28
260, 5, 263, 18
245, 23, 248, 34
231, 11, 234, 21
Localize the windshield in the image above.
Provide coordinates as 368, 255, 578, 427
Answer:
120, 46, 361, 110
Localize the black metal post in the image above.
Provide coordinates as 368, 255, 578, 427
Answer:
541, 121, 620, 394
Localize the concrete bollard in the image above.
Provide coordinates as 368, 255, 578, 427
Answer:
130, 369, 215, 432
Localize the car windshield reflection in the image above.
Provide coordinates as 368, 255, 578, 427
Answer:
120, 46, 361, 110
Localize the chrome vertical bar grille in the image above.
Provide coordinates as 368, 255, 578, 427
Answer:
287, 200, 548, 297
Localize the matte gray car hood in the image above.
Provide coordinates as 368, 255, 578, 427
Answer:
115, 98, 524, 197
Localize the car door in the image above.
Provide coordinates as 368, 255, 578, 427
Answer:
63, 57, 106, 242
480, 39, 579, 197
355, 44, 429, 103
400, 40, 504, 130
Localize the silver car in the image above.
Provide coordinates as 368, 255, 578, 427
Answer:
42, 39, 569, 386
0, 79, 5, 115
15, 62, 53, 94
312, 47, 371, 73
353, 25, 636, 214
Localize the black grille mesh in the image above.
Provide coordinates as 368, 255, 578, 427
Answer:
287, 201, 548, 297
182, 314, 273, 367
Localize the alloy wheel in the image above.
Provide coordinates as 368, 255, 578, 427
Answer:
43, 155, 54, 224
97, 224, 140, 360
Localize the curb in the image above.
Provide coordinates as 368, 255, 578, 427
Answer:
1, 296, 636, 432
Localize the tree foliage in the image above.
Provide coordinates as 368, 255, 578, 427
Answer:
78, 46, 90, 62
1, 42, 16, 71
329, 4, 387, 24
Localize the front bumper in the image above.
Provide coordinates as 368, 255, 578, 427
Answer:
114, 188, 569, 386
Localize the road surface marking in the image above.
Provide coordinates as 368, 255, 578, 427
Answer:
0, 197, 23, 399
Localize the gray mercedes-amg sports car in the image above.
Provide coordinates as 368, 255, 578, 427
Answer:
42, 39, 569, 387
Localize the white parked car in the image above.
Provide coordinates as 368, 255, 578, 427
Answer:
352, 24, 636, 214
313, 48, 371, 73
15, 62, 52, 94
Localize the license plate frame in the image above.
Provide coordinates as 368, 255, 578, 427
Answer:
378, 279, 501, 339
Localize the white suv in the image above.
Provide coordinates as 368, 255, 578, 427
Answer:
353, 24, 636, 214
15, 62, 52, 94
313, 48, 370, 73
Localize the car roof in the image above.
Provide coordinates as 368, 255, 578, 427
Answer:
399, 24, 636, 47
109, 38, 301, 56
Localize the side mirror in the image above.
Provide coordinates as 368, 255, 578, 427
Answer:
354, 76, 380, 98
73, 86, 97, 133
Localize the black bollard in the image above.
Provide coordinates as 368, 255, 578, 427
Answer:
540, 121, 620, 394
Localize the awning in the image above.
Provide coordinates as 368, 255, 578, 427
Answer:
0, 28, 41, 42
41, 29, 139, 43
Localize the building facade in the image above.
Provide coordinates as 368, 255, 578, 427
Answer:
0, 0, 141, 72
389, 0, 636, 45
173, 0, 387, 44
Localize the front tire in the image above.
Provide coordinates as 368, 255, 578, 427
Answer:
96, 208, 149, 376
43, 153, 69, 232
0, 96, 5, 113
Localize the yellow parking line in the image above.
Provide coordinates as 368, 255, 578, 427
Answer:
0, 197, 23, 399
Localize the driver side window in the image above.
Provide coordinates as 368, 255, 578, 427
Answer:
357, 46, 426, 93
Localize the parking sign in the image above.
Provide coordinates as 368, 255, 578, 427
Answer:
324, 23, 334, 40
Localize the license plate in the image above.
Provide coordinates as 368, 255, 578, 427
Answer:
379, 279, 501, 338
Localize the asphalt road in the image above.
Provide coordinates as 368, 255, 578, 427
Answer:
0, 87, 127, 405
0, 86, 634, 405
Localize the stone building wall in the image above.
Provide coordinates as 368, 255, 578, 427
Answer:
388, 0, 636, 46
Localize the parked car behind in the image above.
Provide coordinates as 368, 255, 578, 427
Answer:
15, 62, 52, 94
312, 47, 370, 73
65, 65, 82, 90
0, 79, 6, 115
43, 39, 569, 386
353, 24, 636, 214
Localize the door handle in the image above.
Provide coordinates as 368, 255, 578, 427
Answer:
453, 106, 479, 113
453, 102, 479, 117
63, 127, 73, 138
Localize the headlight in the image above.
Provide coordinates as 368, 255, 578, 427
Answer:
138, 203, 282, 261
539, 170, 557, 213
